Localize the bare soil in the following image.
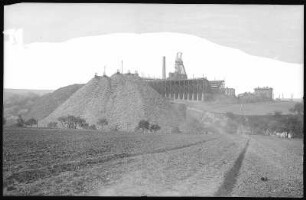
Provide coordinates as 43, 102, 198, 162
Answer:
3, 127, 303, 197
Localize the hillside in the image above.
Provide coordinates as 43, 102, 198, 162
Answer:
4, 89, 52, 99
24, 84, 84, 121
175, 100, 297, 115
40, 74, 188, 133
3, 92, 41, 125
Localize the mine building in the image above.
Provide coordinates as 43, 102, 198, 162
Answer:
222, 87, 236, 96
168, 52, 188, 80
144, 52, 235, 101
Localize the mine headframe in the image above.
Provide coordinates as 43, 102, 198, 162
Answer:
168, 52, 188, 80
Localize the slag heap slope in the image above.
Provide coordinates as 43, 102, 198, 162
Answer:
105, 74, 184, 132
40, 74, 185, 132
39, 76, 111, 126
25, 84, 84, 121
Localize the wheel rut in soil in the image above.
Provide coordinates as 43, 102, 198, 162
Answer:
97, 136, 220, 163
214, 139, 250, 197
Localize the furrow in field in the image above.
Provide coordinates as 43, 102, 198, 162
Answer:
96, 134, 249, 196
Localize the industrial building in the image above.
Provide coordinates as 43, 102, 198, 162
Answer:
144, 52, 235, 101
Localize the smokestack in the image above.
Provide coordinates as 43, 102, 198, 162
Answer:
162, 56, 166, 79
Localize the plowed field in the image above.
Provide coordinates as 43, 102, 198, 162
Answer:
3, 127, 303, 197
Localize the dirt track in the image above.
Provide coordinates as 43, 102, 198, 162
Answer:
92, 131, 303, 197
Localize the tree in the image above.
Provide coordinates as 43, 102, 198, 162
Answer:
138, 120, 150, 131
67, 115, 78, 129
16, 115, 25, 127
82, 123, 89, 129
47, 122, 58, 128
97, 118, 108, 129
58, 116, 67, 128
289, 102, 304, 115
284, 115, 303, 138
150, 124, 161, 133
89, 124, 97, 130
75, 116, 87, 128
58, 115, 89, 129
25, 118, 37, 127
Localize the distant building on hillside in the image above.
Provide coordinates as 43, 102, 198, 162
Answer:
238, 86, 273, 103
237, 92, 256, 103
254, 87, 273, 101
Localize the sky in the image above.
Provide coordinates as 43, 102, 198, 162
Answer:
3, 3, 304, 98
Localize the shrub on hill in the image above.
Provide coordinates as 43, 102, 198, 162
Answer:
289, 102, 304, 115
16, 115, 25, 127
25, 118, 38, 127
137, 120, 150, 131
89, 124, 97, 130
58, 115, 88, 129
97, 118, 108, 129
47, 122, 58, 129
150, 124, 161, 133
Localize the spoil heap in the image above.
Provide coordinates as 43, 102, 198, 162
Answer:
39, 74, 185, 132
40, 76, 111, 126
25, 84, 84, 121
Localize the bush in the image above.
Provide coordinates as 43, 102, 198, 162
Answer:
16, 115, 25, 127
25, 118, 37, 127
89, 124, 97, 130
150, 124, 161, 132
47, 122, 58, 129
138, 120, 150, 131
284, 114, 303, 137
289, 102, 304, 115
82, 123, 89, 129
58, 115, 88, 129
97, 118, 108, 129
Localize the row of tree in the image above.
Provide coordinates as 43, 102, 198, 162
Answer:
17, 115, 38, 127
56, 115, 109, 130
2, 115, 38, 127
136, 120, 161, 132
224, 102, 304, 138
3, 114, 162, 133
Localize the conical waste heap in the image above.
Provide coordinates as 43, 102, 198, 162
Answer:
40, 73, 185, 132
40, 75, 112, 127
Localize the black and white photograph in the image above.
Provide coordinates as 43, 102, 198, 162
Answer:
3, 2, 304, 197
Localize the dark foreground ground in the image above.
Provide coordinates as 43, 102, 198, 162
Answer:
3, 127, 303, 197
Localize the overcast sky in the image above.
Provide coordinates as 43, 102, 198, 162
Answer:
5, 3, 303, 63
3, 3, 304, 98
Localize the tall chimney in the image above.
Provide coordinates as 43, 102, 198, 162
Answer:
162, 56, 166, 79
